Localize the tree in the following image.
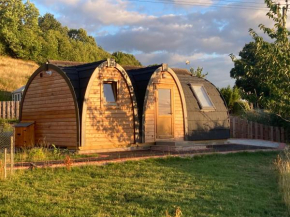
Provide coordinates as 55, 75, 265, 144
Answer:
230, 42, 270, 108
0, 0, 42, 59
230, 0, 290, 120
39, 13, 63, 33
112, 51, 142, 66
219, 86, 240, 110
189, 67, 208, 78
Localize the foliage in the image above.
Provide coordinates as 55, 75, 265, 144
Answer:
230, 42, 270, 108
232, 100, 250, 115
219, 85, 241, 112
230, 0, 290, 120
112, 51, 142, 66
0, 152, 287, 216
0, 118, 13, 132
0, 0, 42, 60
13, 146, 99, 163
189, 67, 208, 78
0, 90, 11, 101
0, 1, 141, 65
241, 109, 290, 131
276, 150, 290, 213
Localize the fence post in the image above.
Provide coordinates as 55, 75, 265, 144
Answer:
232, 117, 236, 138
270, 126, 274, 141
11, 101, 15, 119
16, 101, 19, 119
0, 101, 2, 118
2, 102, 6, 119
6, 102, 10, 119
275, 127, 280, 142
4, 148, 7, 179
10, 136, 14, 175
281, 128, 285, 143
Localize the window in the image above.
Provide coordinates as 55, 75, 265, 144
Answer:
190, 84, 215, 111
158, 89, 171, 115
103, 81, 117, 103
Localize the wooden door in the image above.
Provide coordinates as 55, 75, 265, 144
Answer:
156, 84, 174, 139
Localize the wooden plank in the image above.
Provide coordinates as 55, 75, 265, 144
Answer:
270, 126, 274, 141
86, 137, 134, 143
23, 97, 74, 105
37, 125, 77, 130
0, 101, 2, 118
22, 113, 76, 120
23, 118, 76, 122
24, 91, 73, 100
2, 101, 6, 119
29, 78, 67, 87
6, 101, 10, 119
276, 127, 280, 142
22, 110, 76, 116
232, 117, 236, 138
281, 128, 285, 143
23, 105, 76, 112
35, 136, 77, 143
255, 122, 258, 139
35, 132, 77, 138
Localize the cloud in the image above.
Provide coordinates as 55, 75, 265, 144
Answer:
32, 0, 151, 30
30, 0, 284, 87
135, 52, 235, 88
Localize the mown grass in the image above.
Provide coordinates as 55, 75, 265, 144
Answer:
0, 152, 287, 217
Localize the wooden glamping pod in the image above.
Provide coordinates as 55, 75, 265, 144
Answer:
17, 59, 139, 151
125, 64, 230, 144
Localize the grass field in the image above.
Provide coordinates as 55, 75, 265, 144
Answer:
0, 56, 38, 92
0, 152, 287, 217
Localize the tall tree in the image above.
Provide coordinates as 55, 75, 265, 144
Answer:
230, 0, 290, 120
0, 0, 41, 59
230, 42, 270, 108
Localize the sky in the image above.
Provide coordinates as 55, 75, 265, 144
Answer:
28, 0, 289, 88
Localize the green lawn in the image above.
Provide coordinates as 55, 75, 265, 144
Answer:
0, 152, 288, 217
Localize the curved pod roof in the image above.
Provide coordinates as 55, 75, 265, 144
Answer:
80, 60, 140, 147
126, 64, 188, 143
173, 68, 230, 140
20, 64, 81, 148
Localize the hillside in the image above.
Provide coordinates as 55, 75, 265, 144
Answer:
0, 56, 38, 92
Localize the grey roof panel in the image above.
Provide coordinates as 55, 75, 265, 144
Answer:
173, 69, 230, 140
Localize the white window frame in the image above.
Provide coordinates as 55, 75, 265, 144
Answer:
190, 84, 215, 111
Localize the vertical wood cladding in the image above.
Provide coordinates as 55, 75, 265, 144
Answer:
144, 71, 184, 142
21, 70, 78, 148
84, 67, 134, 149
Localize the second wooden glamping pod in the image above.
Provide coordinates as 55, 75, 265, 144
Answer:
18, 59, 139, 151
125, 64, 230, 144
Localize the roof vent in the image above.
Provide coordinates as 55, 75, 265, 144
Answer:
107, 58, 116, 67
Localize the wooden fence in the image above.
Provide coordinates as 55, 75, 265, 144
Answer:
0, 101, 20, 119
230, 116, 286, 143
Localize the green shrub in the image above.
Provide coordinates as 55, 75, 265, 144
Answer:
232, 100, 250, 115
27, 148, 47, 162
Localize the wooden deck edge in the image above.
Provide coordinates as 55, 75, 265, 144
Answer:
78, 143, 154, 154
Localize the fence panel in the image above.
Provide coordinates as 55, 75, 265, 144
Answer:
0, 101, 20, 120
230, 116, 286, 143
